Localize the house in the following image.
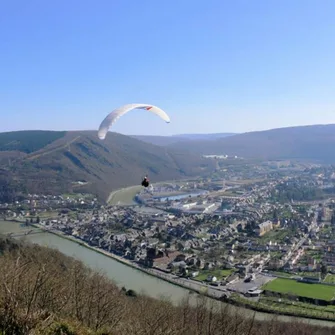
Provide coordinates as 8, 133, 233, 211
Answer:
255, 221, 273, 236
272, 219, 280, 228
174, 254, 186, 262
206, 275, 217, 282
203, 262, 214, 270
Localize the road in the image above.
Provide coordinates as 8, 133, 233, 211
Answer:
142, 267, 231, 299
225, 274, 275, 294
282, 211, 318, 265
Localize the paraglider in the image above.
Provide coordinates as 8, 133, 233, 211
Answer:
141, 175, 149, 188
97, 104, 170, 189
97, 103, 170, 140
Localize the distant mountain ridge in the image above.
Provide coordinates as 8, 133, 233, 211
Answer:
2, 124, 335, 203
0, 130, 216, 202
131, 132, 236, 146
148, 124, 335, 164
171, 132, 237, 140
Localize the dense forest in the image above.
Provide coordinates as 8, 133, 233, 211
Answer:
0, 131, 67, 154
0, 236, 333, 334
0, 175, 27, 204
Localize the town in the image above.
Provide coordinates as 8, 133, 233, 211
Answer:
2, 160, 335, 321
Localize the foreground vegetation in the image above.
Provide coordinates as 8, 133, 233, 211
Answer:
0, 237, 333, 334
233, 295, 335, 323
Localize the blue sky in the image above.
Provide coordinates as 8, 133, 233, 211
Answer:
1, 0, 335, 136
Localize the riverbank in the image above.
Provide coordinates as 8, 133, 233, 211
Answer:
107, 185, 142, 205
30, 224, 210, 295
8, 220, 179, 286
106, 178, 203, 205
29, 223, 335, 325
2, 219, 335, 327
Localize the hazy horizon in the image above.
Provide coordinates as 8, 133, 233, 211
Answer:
3, 121, 335, 137
1, 1, 335, 136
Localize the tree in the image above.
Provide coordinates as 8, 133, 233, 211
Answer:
320, 262, 327, 279
272, 209, 278, 221
0, 176, 17, 203
331, 212, 335, 225
125, 289, 137, 297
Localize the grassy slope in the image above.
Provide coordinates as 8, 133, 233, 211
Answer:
107, 185, 142, 205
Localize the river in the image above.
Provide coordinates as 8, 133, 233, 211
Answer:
154, 191, 208, 202
0, 220, 334, 328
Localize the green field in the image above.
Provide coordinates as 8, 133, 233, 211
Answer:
107, 186, 142, 205
259, 229, 291, 244
37, 211, 59, 218
262, 278, 335, 301
195, 269, 234, 281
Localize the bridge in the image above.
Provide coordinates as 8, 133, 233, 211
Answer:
3, 226, 59, 238
3, 229, 45, 238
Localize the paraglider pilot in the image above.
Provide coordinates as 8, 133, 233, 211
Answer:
141, 175, 149, 187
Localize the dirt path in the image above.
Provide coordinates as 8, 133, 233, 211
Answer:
26, 136, 81, 160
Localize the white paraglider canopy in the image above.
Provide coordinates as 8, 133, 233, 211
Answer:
98, 103, 170, 140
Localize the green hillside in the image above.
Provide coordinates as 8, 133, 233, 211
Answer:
0, 130, 215, 202
0, 130, 67, 153
160, 124, 335, 163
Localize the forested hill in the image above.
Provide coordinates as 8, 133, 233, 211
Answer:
0, 130, 215, 202
134, 124, 335, 164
